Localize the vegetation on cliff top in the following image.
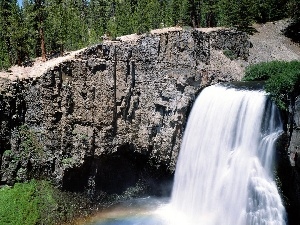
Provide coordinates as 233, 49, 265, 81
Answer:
243, 60, 300, 110
1, 0, 300, 70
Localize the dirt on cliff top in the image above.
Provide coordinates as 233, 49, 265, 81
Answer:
246, 19, 300, 65
0, 49, 84, 82
0, 19, 300, 83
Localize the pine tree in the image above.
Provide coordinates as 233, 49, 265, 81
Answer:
23, 0, 39, 60
202, 0, 219, 27
218, 0, 258, 30
131, 0, 162, 34
35, 0, 46, 61
0, 0, 28, 68
147, 0, 162, 29
256, 0, 289, 23
6, 0, 27, 66
132, 0, 149, 34
188, 0, 201, 27
0, 0, 11, 69
116, 0, 134, 35
167, 0, 189, 26
88, 0, 111, 44
288, 0, 300, 22
71, 0, 89, 48
45, 0, 89, 55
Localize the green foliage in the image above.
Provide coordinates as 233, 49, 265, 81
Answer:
0, 0, 28, 68
200, 0, 219, 27
0, 180, 40, 225
62, 157, 75, 166
1, 0, 300, 69
19, 124, 43, 156
3, 150, 12, 157
166, 0, 189, 26
243, 60, 300, 109
244, 61, 287, 81
287, 0, 300, 22
0, 41, 11, 70
133, 0, 161, 34
0, 178, 149, 225
223, 49, 238, 60
218, 0, 258, 30
113, 0, 134, 36
88, 0, 111, 44
256, 0, 289, 23
0, 180, 79, 225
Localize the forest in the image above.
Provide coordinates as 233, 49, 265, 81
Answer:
0, 0, 299, 70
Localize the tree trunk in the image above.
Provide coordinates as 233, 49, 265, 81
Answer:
189, 0, 201, 27
17, 51, 22, 66
60, 43, 64, 56
39, 24, 46, 61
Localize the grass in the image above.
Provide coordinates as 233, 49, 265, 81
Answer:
0, 180, 39, 225
0, 180, 78, 225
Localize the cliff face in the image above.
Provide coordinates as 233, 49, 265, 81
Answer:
277, 96, 300, 224
0, 28, 250, 193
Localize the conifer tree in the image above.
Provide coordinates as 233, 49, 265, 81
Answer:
0, 0, 28, 67
23, 0, 39, 59
1, 0, 299, 71
256, 0, 289, 23
147, 0, 162, 29
188, 0, 201, 27
167, 0, 189, 26
132, 0, 149, 34
218, 0, 258, 30
288, 0, 300, 21
35, 0, 46, 61
202, 0, 219, 27
0, 0, 11, 69
45, 0, 89, 55
88, 0, 111, 44
6, 0, 27, 65
116, 0, 134, 35
132, 0, 161, 34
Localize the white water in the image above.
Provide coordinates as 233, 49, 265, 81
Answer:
167, 84, 286, 225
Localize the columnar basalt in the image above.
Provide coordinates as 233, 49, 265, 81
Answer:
0, 28, 250, 193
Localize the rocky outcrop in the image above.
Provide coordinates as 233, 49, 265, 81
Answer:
277, 96, 300, 224
0, 28, 250, 193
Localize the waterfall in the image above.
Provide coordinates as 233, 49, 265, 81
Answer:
168, 84, 286, 225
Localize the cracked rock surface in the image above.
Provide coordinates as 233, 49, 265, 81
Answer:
0, 28, 250, 192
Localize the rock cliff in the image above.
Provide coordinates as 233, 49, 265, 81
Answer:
278, 96, 300, 224
0, 28, 250, 193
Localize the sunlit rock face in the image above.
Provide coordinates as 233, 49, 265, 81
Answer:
0, 28, 250, 192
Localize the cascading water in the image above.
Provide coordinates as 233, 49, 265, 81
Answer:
86, 83, 287, 225
168, 84, 286, 225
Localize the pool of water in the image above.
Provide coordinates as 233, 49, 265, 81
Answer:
85, 197, 170, 225
90, 214, 164, 225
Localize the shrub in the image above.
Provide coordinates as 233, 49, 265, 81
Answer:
19, 125, 43, 156
243, 60, 300, 109
0, 180, 39, 225
0, 180, 77, 225
223, 49, 238, 60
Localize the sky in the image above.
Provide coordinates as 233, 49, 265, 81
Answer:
17, 0, 22, 7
